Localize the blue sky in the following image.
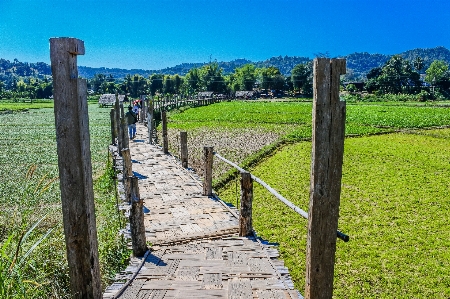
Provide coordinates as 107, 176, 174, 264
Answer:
1, 0, 449, 70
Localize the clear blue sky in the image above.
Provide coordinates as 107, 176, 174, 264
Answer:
1, 0, 449, 70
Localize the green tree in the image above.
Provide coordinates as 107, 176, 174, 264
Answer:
291, 62, 312, 95
163, 75, 174, 94
184, 68, 201, 93
234, 64, 256, 90
424, 60, 449, 84
199, 62, 227, 93
172, 74, 183, 94
258, 67, 285, 91
149, 74, 164, 96
368, 55, 421, 94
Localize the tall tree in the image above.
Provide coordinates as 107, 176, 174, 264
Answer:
291, 62, 312, 95
234, 64, 256, 90
258, 67, 285, 90
149, 74, 163, 96
425, 60, 449, 84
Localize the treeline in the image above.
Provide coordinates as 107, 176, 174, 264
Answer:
346, 55, 450, 100
1, 46, 450, 100
86, 62, 312, 97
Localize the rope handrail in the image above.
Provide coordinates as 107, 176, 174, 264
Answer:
213, 152, 349, 242
214, 152, 308, 219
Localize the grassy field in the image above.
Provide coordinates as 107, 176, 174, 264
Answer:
0, 104, 129, 298
164, 100, 450, 298
1, 98, 449, 297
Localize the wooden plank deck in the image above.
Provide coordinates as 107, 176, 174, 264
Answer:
104, 123, 302, 299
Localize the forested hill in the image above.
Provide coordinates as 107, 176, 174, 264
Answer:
1, 46, 449, 81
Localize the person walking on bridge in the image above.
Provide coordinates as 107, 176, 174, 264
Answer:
125, 106, 137, 139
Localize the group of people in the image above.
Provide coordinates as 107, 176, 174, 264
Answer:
125, 100, 141, 139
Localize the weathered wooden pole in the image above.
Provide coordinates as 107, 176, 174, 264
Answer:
180, 131, 188, 168
110, 108, 116, 145
147, 100, 154, 144
162, 110, 168, 154
128, 176, 148, 257
120, 117, 129, 151
239, 171, 253, 237
119, 101, 124, 119
114, 93, 121, 149
50, 37, 101, 299
122, 148, 132, 203
203, 146, 214, 196
305, 58, 346, 299
140, 96, 146, 123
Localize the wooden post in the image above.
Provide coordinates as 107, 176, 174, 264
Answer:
162, 111, 168, 154
203, 146, 213, 196
114, 94, 121, 150
110, 108, 116, 145
120, 117, 129, 151
119, 101, 124, 119
305, 58, 346, 299
50, 37, 101, 299
129, 176, 148, 257
122, 148, 132, 205
239, 171, 253, 237
180, 131, 188, 168
147, 100, 154, 144
140, 96, 146, 123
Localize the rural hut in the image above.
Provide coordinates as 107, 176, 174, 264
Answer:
98, 94, 126, 107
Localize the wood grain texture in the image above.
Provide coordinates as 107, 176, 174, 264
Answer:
180, 131, 188, 168
130, 177, 148, 257
202, 146, 213, 196
162, 111, 168, 154
50, 37, 101, 299
239, 171, 253, 237
305, 58, 346, 299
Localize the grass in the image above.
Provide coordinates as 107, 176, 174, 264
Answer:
162, 99, 450, 298
217, 130, 450, 298
0, 103, 129, 298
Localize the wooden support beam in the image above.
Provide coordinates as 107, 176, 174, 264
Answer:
239, 171, 253, 237
110, 108, 116, 145
162, 111, 168, 154
305, 58, 346, 299
120, 117, 129, 151
50, 37, 101, 299
180, 131, 188, 168
129, 176, 147, 257
203, 146, 213, 196
147, 100, 154, 144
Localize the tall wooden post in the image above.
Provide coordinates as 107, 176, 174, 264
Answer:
162, 111, 168, 154
110, 108, 116, 145
50, 37, 101, 299
203, 146, 213, 196
122, 148, 132, 203
180, 131, 188, 168
120, 117, 129, 151
305, 58, 346, 299
129, 176, 148, 257
239, 171, 253, 237
114, 94, 121, 151
147, 100, 154, 144
119, 101, 124, 119
140, 96, 146, 124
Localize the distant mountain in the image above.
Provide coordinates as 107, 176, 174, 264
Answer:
1, 47, 450, 83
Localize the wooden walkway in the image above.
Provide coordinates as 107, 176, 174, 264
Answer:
103, 123, 302, 299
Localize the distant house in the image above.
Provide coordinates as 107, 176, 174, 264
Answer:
235, 91, 258, 99
98, 94, 126, 107
197, 91, 214, 99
